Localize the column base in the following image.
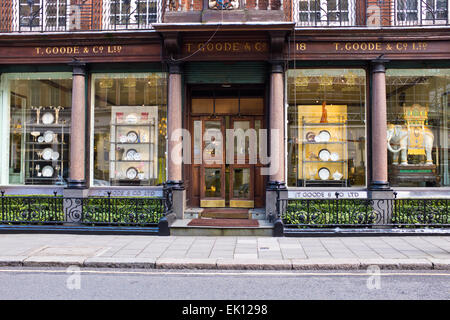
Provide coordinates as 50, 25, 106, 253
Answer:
266, 180, 287, 191
165, 180, 185, 191
369, 181, 391, 191
66, 179, 87, 189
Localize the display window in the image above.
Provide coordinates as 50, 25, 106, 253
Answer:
91, 73, 167, 186
386, 68, 450, 187
0, 73, 73, 186
287, 68, 367, 187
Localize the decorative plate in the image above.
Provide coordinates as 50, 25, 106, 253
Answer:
126, 149, 137, 161
126, 113, 138, 124
133, 152, 141, 161
318, 167, 330, 180
138, 173, 145, 180
318, 130, 331, 142
41, 165, 54, 177
42, 112, 54, 125
318, 149, 331, 161
42, 148, 53, 161
314, 135, 322, 143
43, 131, 54, 143
305, 132, 315, 142
119, 135, 128, 143
37, 136, 45, 143
126, 167, 138, 180
126, 131, 138, 143
51, 151, 59, 161
333, 171, 343, 180
330, 152, 339, 161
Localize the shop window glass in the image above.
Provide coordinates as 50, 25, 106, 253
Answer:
92, 73, 167, 186
1, 73, 73, 185
287, 69, 366, 187
386, 69, 450, 187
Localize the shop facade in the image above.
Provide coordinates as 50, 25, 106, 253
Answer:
0, 4, 449, 229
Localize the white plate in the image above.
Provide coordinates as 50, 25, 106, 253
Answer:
51, 151, 59, 161
42, 148, 53, 160
330, 152, 339, 161
126, 113, 138, 124
42, 112, 54, 125
138, 173, 145, 180
133, 153, 141, 161
37, 136, 45, 143
43, 131, 54, 143
319, 149, 331, 161
126, 149, 137, 161
318, 130, 331, 142
119, 135, 128, 143
318, 168, 330, 180
127, 131, 138, 143
41, 165, 54, 177
314, 135, 322, 143
126, 167, 138, 180
333, 171, 343, 180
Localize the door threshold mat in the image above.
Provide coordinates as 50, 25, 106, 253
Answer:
187, 218, 259, 227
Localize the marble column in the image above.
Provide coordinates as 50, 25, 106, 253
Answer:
67, 62, 87, 189
266, 62, 287, 221
166, 62, 185, 219
370, 60, 390, 190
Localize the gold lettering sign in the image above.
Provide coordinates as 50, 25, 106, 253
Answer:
34, 45, 124, 56
295, 41, 429, 53
184, 41, 268, 54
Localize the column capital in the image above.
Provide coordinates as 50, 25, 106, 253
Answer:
168, 61, 183, 75
371, 59, 389, 74
69, 61, 87, 76
270, 61, 284, 74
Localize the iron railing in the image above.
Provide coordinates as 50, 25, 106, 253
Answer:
278, 193, 450, 228
0, 190, 171, 226
0, 0, 163, 33
293, 0, 449, 27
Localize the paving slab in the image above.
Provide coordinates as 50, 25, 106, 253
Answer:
23, 256, 87, 267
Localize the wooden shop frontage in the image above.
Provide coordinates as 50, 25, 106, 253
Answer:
0, 26, 449, 231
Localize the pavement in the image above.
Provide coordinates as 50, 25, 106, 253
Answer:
0, 234, 449, 270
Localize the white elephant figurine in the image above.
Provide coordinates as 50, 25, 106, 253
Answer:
387, 124, 434, 165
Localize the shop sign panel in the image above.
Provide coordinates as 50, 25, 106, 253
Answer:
287, 190, 368, 199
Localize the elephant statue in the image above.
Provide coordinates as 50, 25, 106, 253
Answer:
387, 124, 434, 165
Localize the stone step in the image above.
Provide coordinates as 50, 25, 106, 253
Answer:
170, 219, 274, 236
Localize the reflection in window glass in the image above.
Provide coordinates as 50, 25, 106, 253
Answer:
4, 73, 73, 185
386, 69, 450, 187
92, 73, 167, 186
287, 69, 366, 187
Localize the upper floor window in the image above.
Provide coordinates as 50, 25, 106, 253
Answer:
296, 0, 355, 26
104, 0, 159, 29
395, 0, 449, 25
18, 0, 67, 31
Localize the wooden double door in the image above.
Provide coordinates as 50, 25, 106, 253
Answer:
188, 116, 265, 208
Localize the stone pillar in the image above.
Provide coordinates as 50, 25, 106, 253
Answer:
67, 62, 87, 189
369, 60, 394, 225
266, 61, 287, 220
167, 62, 185, 219
370, 60, 390, 190
64, 62, 88, 224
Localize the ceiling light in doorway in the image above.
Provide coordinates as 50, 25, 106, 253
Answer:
221, 84, 231, 88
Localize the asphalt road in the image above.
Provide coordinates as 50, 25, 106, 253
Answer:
0, 267, 448, 300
